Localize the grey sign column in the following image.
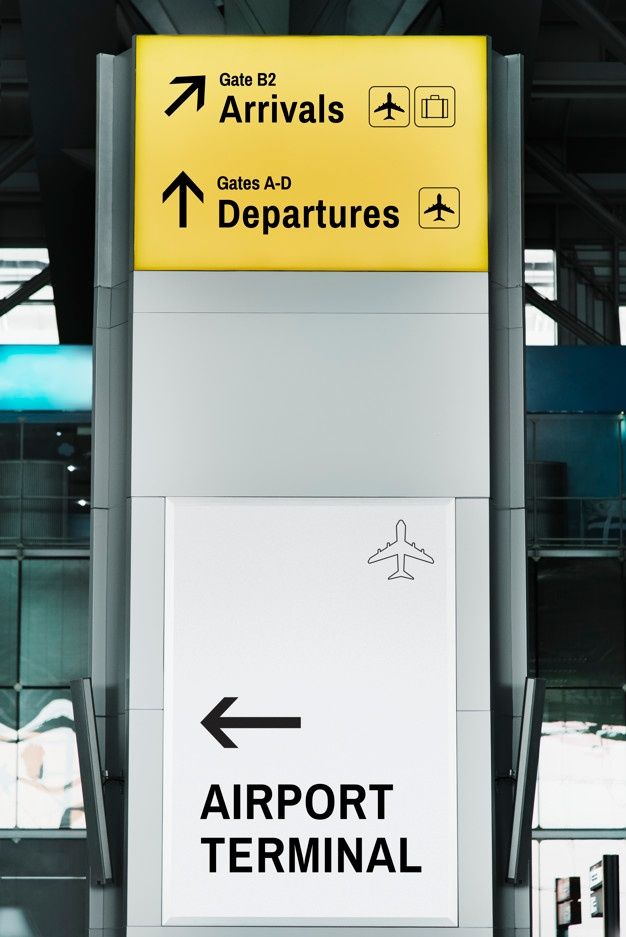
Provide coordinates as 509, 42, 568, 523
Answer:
89, 41, 527, 937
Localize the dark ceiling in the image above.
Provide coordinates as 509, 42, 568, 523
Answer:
0, 0, 624, 343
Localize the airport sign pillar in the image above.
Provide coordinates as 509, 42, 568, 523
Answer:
590, 855, 621, 937
90, 35, 526, 937
555, 877, 582, 937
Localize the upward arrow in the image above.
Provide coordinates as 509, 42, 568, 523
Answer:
162, 172, 204, 228
165, 75, 206, 116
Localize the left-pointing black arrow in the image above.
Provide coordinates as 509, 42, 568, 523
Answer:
201, 697, 302, 749
162, 171, 204, 228
165, 75, 206, 116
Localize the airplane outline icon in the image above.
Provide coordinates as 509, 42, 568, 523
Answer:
423, 192, 455, 222
368, 519, 435, 580
373, 91, 406, 121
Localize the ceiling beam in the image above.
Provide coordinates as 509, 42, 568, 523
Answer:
20, 0, 121, 344
346, 0, 434, 34
526, 144, 626, 244
289, 0, 348, 34
553, 0, 626, 67
532, 62, 626, 99
0, 138, 35, 185
128, 0, 225, 33
557, 249, 616, 306
126, 0, 176, 31
386, 0, 434, 34
525, 283, 612, 345
223, 0, 288, 33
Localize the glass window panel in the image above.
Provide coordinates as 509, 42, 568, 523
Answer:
0, 690, 17, 828
65, 498, 90, 546
526, 306, 557, 346
20, 560, 89, 686
0, 880, 86, 936
620, 415, 626, 493
0, 304, 59, 345
534, 416, 620, 497
0, 840, 88, 936
535, 559, 625, 688
22, 423, 90, 473
537, 689, 626, 829
0, 423, 20, 460
0, 560, 18, 684
525, 250, 557, 346
531, 418, 621, 545
534, 840, 626, 937
527, 557, 538, 677
0, 836, 87, 875
19, 425, 91, 544
16, 690, 84, 830
531, 840, 540, 936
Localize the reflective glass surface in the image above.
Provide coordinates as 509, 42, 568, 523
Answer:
0, 839, 87, 936
531, 417, 620, 499
0, 690, 85, 830
527, 415, 625, 547
537, 690, 626, 829
0, 424, 20, 460
20, 560, 89, 686
534, 841, 626, 937
0, 248, 59, 345
0, 691, 17, 828
0, 561, 18, 685
17, 690, 83, 830
0, 421, 91, 546
530, 559, 626, 689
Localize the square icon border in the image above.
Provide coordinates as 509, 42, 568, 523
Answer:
418, 187, 460, 229
368, 85, 411, 128
414, 86, 456, 128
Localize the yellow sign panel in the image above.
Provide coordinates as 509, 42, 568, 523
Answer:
134, 35, 488, 272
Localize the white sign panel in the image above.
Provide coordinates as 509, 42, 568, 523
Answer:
163, 498, 457, 926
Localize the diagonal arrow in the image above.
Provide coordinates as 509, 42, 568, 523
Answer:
201, 697, 302, 749
165, 75, 206, 117
162, 171, 204, 228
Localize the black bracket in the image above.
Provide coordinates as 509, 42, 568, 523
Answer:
102, 769, 124, 785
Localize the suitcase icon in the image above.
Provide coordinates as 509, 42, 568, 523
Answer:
421, 93, 448, 119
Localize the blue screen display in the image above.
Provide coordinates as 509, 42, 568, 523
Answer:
0, 346, 92, 411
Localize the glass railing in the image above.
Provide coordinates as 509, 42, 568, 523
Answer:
526, 414, 626, 550
0, 494, 89, 547
526, 496, 626, 549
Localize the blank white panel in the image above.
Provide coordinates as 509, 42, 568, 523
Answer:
457, 710, 493, 927
105, 502, 127, 715
92, 326, 111, 510
128, 497, 165, 710
163, 498, 457, 926
131, 313, 489, 497
107, 322, 129, 509
89, 508, 108, 716
509, 507, 528, 717
127, 709, 163, 926
508, 326, 525, 510
133, 271, 488, 315
456, 499, 490, 711
127, 928, 494, 937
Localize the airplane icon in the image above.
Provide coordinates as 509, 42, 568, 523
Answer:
423, 192, 455, 222
368, 520, 434, 580
373, 91, 406, 121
